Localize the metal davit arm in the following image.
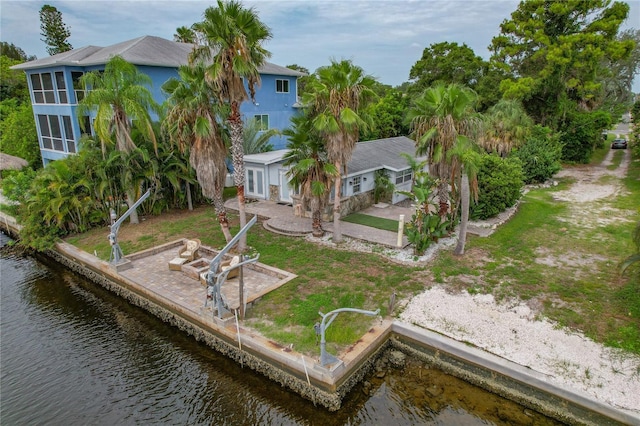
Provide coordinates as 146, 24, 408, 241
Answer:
108, 189, 152, 264
317, 307, 381, 367
204, 215, 259, 319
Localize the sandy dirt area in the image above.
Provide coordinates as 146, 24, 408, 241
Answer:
396, 146, 640, 415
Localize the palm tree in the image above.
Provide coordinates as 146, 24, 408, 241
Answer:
190, 0, 272, 252
162, 63, 233, 242
174, 26, 197, 44
283, 114, 338, 237
77, 55, 160, 224
481, 99, 533, 156
406, 83, 480, 222
446, 136, 481, 255
243, 117, 279, 154
303, 59, 377, 242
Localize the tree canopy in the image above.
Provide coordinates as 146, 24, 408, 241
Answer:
39, 4, 73, 56
490, 0, 633, 128
0, 42, 36, 61
409, 42, 486, 93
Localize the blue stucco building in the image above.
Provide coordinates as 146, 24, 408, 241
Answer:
12, 36, 304, 165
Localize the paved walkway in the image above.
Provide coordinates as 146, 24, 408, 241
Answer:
225, 199, 410, 248
225, 199, 501, 247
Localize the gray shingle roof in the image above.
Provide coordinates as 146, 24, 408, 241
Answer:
12, 35, 306, 76
242, 136, 422, 175
347, 136, 421, 175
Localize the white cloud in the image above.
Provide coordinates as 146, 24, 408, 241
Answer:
2, 0, 639, 90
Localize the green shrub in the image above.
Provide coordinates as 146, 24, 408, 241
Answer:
631, 100, 640, 157
512, 125, 562, 184
1, 168, 36, 204
471, 154, 524, 220
559, 110, 611, 164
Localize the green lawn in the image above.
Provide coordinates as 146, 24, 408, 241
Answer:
63, 144, 640, 356
342, 212, 402, 232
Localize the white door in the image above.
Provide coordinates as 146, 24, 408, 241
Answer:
279, 169, 293, 203
246, 167, 265, 198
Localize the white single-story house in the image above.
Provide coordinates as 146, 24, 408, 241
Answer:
242, 136, 427, 218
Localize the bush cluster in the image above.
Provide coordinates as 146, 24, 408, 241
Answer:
471, 154, 524, 220
511, 125, 562, 184
559, 110, 611, 164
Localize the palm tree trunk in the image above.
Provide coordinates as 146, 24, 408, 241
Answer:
437, 179, 449, 218
186, 182, 193, 211
454, 171, 470, 256
332, 160, 343, 243
125, 190, 140, 224
311, 195, 324, 237
229, 107, 247, 252
212, 189, 232, 243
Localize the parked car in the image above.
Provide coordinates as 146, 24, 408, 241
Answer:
611, 138, 628, 149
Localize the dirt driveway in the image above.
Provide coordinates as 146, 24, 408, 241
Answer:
553, 147, 632, 225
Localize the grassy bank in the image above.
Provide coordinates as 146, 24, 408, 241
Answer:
65, 207, 426, 356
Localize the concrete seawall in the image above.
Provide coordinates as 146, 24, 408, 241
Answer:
2, 216, 637, 424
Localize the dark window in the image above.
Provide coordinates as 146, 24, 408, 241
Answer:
30, 74, 42, 90
41, 73, 55, 103
55, 72, 68, 103
352, 176, 361, 193
78, 115, 92, 136
276, 79, 289, 93
71, 71, 85, 103
395, 169, 412, 185
63, 116, 76, 153
253, 114, 269, 131
31, 73, 57, 104
38, 115, 64, 151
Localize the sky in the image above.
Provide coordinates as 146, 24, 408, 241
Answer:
1, 0, 639, 91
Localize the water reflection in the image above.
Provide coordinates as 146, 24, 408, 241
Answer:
0, 233, 560, 425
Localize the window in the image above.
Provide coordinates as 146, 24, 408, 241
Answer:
246, 168, 264, 197
38, 115, 63, 151
55, 72, 68, 103
276, 79, 289, 93
71, 71, 85, 103
254, 114, 269, 131
62, 116, 76, 153
352, 176, 361, 194
31, 73, 56, 104
78, 115, 92, 137
395, 169, 412, 185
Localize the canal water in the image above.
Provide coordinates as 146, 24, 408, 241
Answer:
0, 232, 561, 425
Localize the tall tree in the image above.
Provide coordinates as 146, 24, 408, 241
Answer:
490, 0, 632, 128
409, 42, 486, 95
162, 63, 233, 242
39, 4, 73, 55
190, 0, 272, 252
406, 83, 480, 222
77, 55, 159, 224
446, 136, 480, 256
362, 89, 410, 140
283, 114, 338, 237
174, 26, 197, 44
303, 59, 377, 242
0, 42, 36, 61
0, 55, 29, 101
599, 28, 640, 116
